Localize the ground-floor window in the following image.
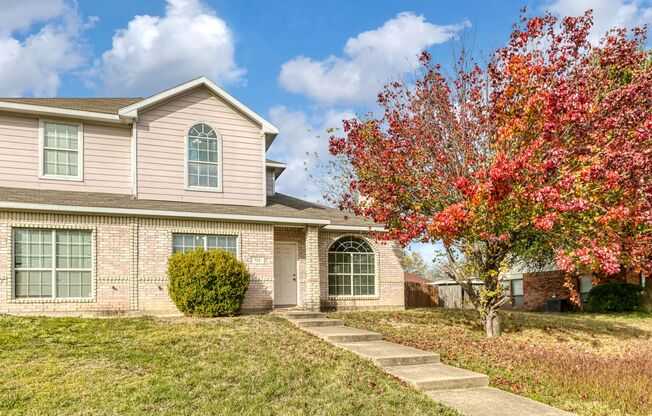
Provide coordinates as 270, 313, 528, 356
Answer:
579, 276, 593, 303
13, 228, 92, 299
328, 236, 376, 296
172, 234, 237, 256
502, 279, 524, 308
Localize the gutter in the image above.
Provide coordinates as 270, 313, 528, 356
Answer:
0, 201, 331, 226
323, 224, 388, 232
0, 102, 127, 124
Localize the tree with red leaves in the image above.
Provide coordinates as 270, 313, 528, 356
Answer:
328, 11, 652, 336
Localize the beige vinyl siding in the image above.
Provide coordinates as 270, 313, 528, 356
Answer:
0, 112, 131, 194
136, 87, 264, 206
266, 168, 275, 196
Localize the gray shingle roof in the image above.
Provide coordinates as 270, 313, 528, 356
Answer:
0, 187, 378, 228
0, 98, 142, 114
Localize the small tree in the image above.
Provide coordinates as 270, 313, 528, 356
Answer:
168, 249, 250, 317
328, 11, 651, 336
402, 249, 432, 278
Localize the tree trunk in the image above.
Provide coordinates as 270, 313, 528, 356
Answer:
483, 307, 501, 337
644, 278, 652, 313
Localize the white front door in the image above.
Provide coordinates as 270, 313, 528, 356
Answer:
274, 242, 298, 306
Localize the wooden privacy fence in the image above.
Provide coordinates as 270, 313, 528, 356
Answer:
438, 285, 463, 308
404, 282, 439, 308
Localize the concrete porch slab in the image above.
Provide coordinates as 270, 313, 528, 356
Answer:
427, 387, 576, 416
304, 325, 383, 342
336, 340, 440, 367
384, 363, 489, 391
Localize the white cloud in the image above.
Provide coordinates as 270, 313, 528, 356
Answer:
544, 0, 652, 43
90, 0, 244, 96
0, 1, 87, 97
278, 12, 469, 106
267, 105, 354, 202
0, 0, 67, 35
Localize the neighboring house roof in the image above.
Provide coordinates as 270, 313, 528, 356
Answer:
0, 187, 384, 230
0, 98, 141, 114
404, 272, 432, 284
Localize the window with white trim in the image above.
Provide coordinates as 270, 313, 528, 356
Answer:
187, 123, 220, 189
41, 121, 82, 179
328, 237, 375, 296
501, 279, 524, 308
172, 234, 237, 256
13, 229, 92, 299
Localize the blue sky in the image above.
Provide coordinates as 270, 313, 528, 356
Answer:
2, 0, 650, 263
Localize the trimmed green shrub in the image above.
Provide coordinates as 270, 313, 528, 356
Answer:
586, 282, 644, 313
168, 249, 250, 317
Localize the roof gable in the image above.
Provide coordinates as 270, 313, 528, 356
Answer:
119, 77, 278, 136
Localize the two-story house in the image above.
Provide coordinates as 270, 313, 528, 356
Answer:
0, 77, 404, 315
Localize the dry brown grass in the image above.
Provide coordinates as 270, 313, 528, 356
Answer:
331, 309, 652, 416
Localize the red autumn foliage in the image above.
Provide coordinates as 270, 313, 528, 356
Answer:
329, 10, 652, 279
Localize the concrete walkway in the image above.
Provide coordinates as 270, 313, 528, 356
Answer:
280, 311, 574, 416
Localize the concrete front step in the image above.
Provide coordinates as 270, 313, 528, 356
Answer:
290, 318, 344, 328
427, 387, 576, 416
384, 363, 489, 391
304, 325, 383, 343
282, 311, 326, 320
336, 340, 440, 367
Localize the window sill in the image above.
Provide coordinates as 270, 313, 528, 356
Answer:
185, 185, 223, 193
39, 174, 84, 182
327, 295, 380, 301
9, 297, 96, 304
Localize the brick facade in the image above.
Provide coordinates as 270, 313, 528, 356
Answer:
522, 269, 643, 311
522, 270, 577, 311
0, 211, 404, 316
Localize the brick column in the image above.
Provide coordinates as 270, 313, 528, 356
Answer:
129, 217, 139, 311
304, 226, 321, 310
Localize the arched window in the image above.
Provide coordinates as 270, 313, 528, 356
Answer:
187, 123, 220, 190
328, 237, 375, 296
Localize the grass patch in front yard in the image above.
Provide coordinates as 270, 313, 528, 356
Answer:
331, 309, 652, 416
0, 314, 459, 416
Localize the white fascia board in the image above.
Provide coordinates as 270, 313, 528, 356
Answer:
265, 161, 287, 169
322, 224, 388, 232
265, 161, 286, 177
118, 77, 279, 135
0, 102, 123, 123
0, 201, 331, 226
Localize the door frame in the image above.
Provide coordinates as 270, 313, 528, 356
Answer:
274, 241, 300, 307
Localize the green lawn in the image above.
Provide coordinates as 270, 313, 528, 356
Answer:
330, 309, 652, 416
0, 314, 459, 416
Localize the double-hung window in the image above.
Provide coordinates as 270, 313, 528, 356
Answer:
41, 121, 83, 180
501, 279, 524, 308
187, 123, 221, 190
579, 276, 593, 304
13, 229, 92, 299
172, 234, 237, 256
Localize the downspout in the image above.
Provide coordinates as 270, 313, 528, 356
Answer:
131, 120, 138, 199
261, 131, 267, 207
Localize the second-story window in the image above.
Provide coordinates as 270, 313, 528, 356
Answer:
41, 121, 83, 180
187, 123, 220, 190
